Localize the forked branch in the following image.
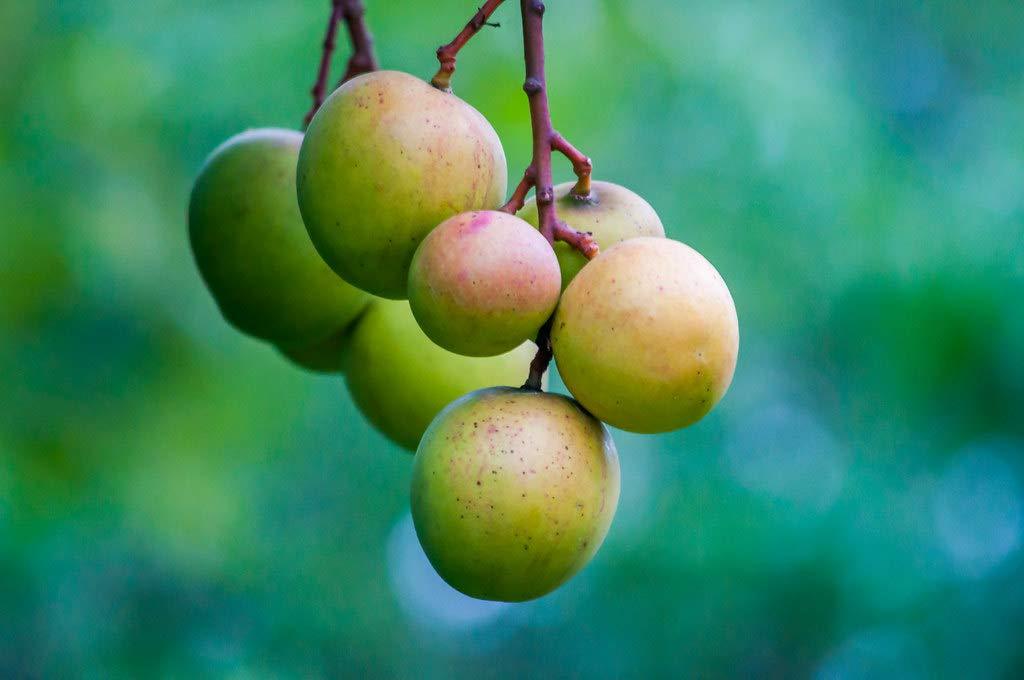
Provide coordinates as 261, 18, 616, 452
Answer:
432, 0, 599, 389
432, 0, 508, 91
304, 0, 379, 127
516, 0, 598, 390
514, 1, 597, 255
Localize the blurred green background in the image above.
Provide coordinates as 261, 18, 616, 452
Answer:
3, 0, 1024, 677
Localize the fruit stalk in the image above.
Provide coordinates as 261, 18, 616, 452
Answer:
303, 0, 379, 127
523, 316, 554, 390
499, 165, 536, 215
338, 0, 379, 83
503, 2, 596, 252
551, 132, 593, 198
516, 0, 598, 389
519, 0, 557, 244
432, 0, 508, 91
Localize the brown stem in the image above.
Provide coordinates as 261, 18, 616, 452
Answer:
551, 132, 593, 197
516, 1, 598, 257
554, 220, 599, 258
518, 0, 572, 388
522, 317, 554, 391
432, 0, 507, 91
338, 0, 379, 83
304, 0, 379, 128
500, 165, 536, 214
520, 0, 557, 244
434, 1, 598, 387
304, 2, 344, 127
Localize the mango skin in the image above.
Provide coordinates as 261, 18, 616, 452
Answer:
520, 180, 665, 290
188, 128, 370, 344
552, 237, 739, 434
297, 71, 508, 299
344, 300, 540, 451
408, 211, 561, 357
411, 387, 620, 602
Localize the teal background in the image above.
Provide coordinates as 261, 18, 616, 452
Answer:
3, 0, 1023, 677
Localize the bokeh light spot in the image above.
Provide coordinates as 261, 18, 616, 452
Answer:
932, 443, 1023, 579
725, 402, 846, 514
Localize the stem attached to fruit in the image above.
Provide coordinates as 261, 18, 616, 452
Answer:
523, 317, 554, 391
432, 0, 508, 91
338, 0, 379, 83
303, 0, 379, 128
551, 132, 593, 198
515, 0, 600, 389
519, 1, 557, 244
515, 0, 597, 252
432, 1, 599, 386
499, 165, 537, 214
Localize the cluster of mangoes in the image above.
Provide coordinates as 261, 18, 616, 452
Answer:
188, 70, 739, 602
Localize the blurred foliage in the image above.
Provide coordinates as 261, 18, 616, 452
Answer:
2, 0, 1023, 677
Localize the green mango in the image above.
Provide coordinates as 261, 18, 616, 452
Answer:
344, 300, 538, 451
411, 387, 620, 602
298, 71, 507, 299
189, 128, 369, 345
